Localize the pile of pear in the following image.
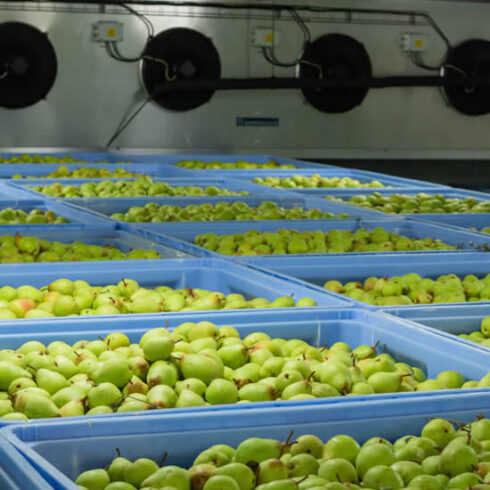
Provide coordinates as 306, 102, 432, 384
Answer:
195, 228, 456, 256
325, 273, 490, 306
470, 227, 490, 234
0, 207, 67, 224
0, 322, 487, 423
12, 166, 140, 179
0, 154, 94, 164
75, 417, 490, 490
112, 202, 346, 223
253, 175, 386, 189
0, 234, 161, 264
30, 177, 249, 198
327, 193, 490, 214
0, 278, 316, 320
459, 316, 490, 347
176, 160, 295, 169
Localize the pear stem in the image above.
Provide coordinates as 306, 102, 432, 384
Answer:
279, 430, 296, 457
158, 452, 168, 467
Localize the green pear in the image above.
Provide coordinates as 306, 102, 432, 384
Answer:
179, 354, 223, 385
75, 469, 110, 490
123, 458, 159, 487
0, 361, 31, 390
91, 358, 132, 388
147, 361, 179, 388
362, 465, 403, 490
35, 368, 69, 395
323, 435, 360, 464
59, 399, 85, 417
147, 385, 177, 408
107, 456, 132, 482
206, 379, 238, 405
215, 463, 255, 490
233, 438, 282, 464
21, 393, 60, 418
175, 389, 206, 407
287, 453, 319, 477
257, 459, 288, 484
204, 475, 240, 490
87, 383, 121, 409
141, 465, 190, 489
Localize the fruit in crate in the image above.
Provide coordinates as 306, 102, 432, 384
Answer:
0, 208, 67, 225
175, 160, 295, 169
74, 416, 490, 489
0, 278, 315, 319
28, 177, 249, 198
111, 202, 348, 223
0, 322, 485, 422
195, 228, 457, 255
12, 166, 139, 179
0, 154, 97, 164
253, 175, 386, 189
470, 227, 490, 234
459, 315, 490, 347
327, 192, 490, 213
0, 154, 132, 164
324, 272, 490, 306
0, 234, 161, 263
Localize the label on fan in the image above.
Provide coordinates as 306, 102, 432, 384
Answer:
236, 117, 279, 127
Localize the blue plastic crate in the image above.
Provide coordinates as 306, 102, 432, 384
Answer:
0, 182, 40, 200
313, 189, 490, 219
0, 151, 177, 165
154, 154, 329, 169
0, 434, 52, 489
0, 151, 116, 164
0, 226, 192, 264
382, 304, 490, 352
66, 194, 381, 223
227, 168, 447, 190
6, 176, 293, 201
239, 252, 490, 310
3, 392, 490, 490
0, 257, 349, 318
125, 217, 490, 261
411, 213, 490, 234
0, 163, 188, 179
0, 306, 486, 385
0, 199, 111, 227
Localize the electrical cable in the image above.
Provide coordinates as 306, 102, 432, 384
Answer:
141, 54, 177, 81
103, 3, 155, 63
119, 3, 154, 39
262, 8, 311, 68
111, 41, 142, 62
57, 0, 454, 57
106, 95, 152, 147
410, 52, 441, 72
290, 9, 311, 44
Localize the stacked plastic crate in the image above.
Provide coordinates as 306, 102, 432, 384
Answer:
0, 151, 488, 489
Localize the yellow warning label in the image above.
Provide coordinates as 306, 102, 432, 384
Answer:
415, 39, 423, 48
107, 28, 116, 38
265, 33, 274, 43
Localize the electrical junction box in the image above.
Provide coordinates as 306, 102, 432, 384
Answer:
92, 21, 124, 42
401, 33, 429, 52
253, 27, 280, 47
